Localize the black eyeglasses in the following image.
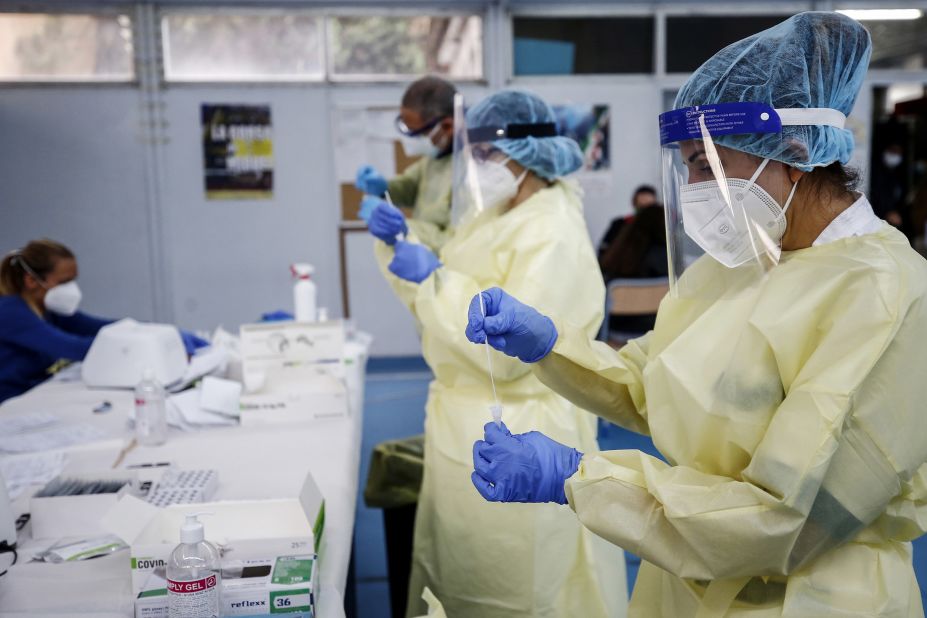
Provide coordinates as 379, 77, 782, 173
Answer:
395, 114, 446, 137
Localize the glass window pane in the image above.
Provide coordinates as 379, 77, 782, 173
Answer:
163, 13, 323, 81
330, 16, 483, 79
513, 17, 653, 75
0, 13, 133, 80
862, 14, 927, 70
665, 15, 786, 73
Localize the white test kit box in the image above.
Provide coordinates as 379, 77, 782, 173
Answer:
101, 470, 325, 606
133, 538, 320, 618
31, 471, 138, 539
239, 367, 349, 426
239, 321, 349, 425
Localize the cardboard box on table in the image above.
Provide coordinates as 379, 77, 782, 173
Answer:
238, 321, 349, 425
100, 471, 325, 617
134, 538, 320, 617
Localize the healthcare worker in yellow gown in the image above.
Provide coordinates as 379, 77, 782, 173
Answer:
356, 76, 456, 252
467, 13, 927, 617
365, 90, 627, 617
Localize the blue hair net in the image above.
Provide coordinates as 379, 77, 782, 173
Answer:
466, 90, 583, 180
675, 12, 872, 171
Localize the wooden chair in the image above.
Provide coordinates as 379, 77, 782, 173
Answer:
599, 277, 669, 347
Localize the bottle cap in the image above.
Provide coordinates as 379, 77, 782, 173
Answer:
180, 513, 211, 544
290, 263, 315, 280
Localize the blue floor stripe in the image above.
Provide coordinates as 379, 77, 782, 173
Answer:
367, 356, 431, 374
355, 367, 430, 617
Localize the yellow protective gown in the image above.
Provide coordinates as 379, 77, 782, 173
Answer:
533, 223, 927, 617
375, 181, 627, 618
387, 154, 453, 252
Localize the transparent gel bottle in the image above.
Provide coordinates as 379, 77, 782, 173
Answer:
167, 514, 221, 618
134, 368, 167, 446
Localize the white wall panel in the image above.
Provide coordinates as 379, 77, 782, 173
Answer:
0, 88, 157, 322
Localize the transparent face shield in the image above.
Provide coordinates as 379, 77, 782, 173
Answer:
660, 103, 802, 299
451, 94, 490, 229
450, 94, 557, 229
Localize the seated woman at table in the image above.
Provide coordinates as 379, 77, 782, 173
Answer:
0, 239, 206, 404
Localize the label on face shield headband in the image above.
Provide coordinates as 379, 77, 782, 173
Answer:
659, 102, 782, 146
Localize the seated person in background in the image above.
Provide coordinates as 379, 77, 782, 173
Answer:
911, 160, 927, 254
597, 184, 658, 260
599, 205, 668, 335
0, 239, 206, 404
599, 204, 667, 282
870, 142, 911, 238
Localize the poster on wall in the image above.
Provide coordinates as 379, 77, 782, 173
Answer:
553, 104, 610, 172
201, 104, 274, 200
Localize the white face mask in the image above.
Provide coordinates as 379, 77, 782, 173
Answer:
400, 124, 442, 158
883, 152, 903, 169
44, 281, 82, 316
474, 157, 528, 210
680, 158, 799, 268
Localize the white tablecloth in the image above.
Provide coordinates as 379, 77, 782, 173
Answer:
0, 356, 365, 618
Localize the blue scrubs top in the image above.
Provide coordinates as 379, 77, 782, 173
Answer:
0, 295, 112, 403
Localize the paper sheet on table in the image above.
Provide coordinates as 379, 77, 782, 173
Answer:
0, 452, 67, 499
0, 412, 59, 435
168, 389, 237, 427
168, 347, 229, 393
0, 424, 108, 454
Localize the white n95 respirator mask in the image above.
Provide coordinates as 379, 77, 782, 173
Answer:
44, 281, 82, 316
401, 124, 442, 159
680, 158, 799, 268
401, 135, 439, 158
475, 157, 528, 210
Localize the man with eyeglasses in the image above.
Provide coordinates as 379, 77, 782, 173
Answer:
355, 76, 456, 252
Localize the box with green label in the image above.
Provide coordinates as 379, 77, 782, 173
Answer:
223, 553, 319, 617
133, 539, 319, 618
100, 470, 325, 617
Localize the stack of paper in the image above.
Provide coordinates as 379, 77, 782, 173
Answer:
168, 388, 237, 428
0, 423, 107, 454
168, 347, 229, 393
0, 452, 68, 499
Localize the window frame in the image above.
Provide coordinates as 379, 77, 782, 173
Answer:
658, 2, 812, 77
508, 4, 657, 82
159, 6, 327, 84
157, 5, 487, 85
0, 6, 137, 85
324, 8, 488, 84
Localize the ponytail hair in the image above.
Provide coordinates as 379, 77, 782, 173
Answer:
0, 239, 75, 296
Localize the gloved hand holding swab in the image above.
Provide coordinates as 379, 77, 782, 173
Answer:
478, 291, 503, 427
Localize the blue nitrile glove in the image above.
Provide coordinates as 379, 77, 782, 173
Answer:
369, 203, 409, 245
260, 310, 294, 322
358, 195, 383, 222
355, 165, 388, 197
388, 241, 440, 283
465, 287, 558, 363
180, 330, 210, 355
471, 422, 582, 504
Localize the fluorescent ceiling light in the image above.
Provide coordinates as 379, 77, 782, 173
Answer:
836, 9, 923, 20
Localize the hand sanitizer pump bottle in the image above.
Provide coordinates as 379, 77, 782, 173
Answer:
167, 514, 221, 618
